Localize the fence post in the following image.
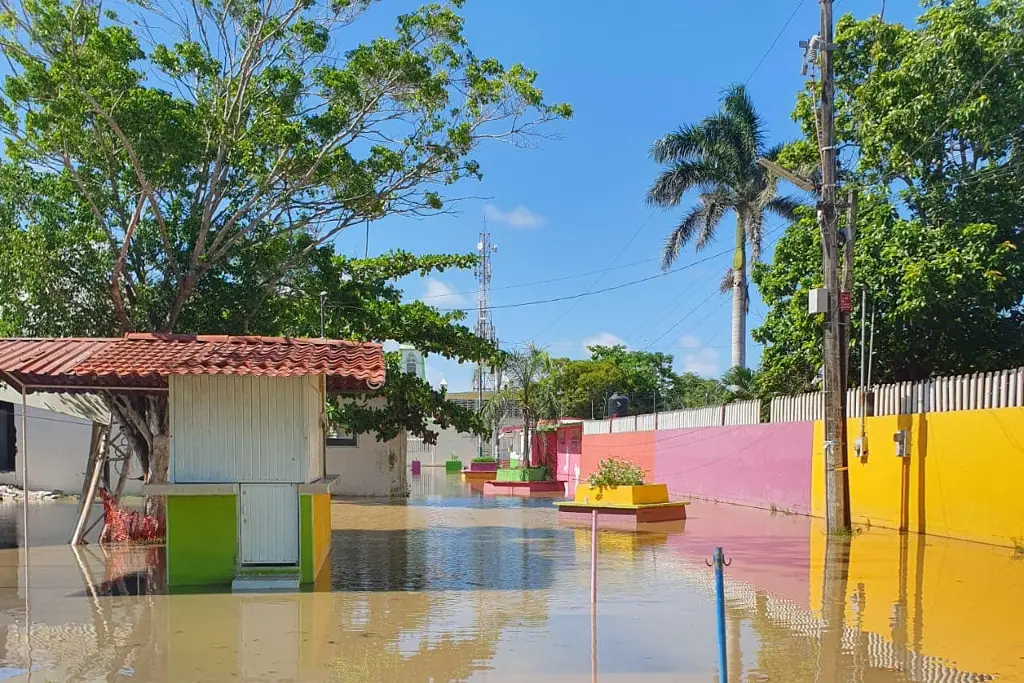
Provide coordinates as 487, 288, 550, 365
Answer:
712, 547, 728, 683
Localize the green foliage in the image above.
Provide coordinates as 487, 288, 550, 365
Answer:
471, 456, 496, 464
756, 1, 1024, 391
447, 454, 461, 462
544, 344, 738, 416
587, 457, 646, 488
0, 0, 568, 451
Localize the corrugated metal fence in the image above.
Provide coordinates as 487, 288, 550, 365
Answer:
770, 367, 1024, 422
581, 367, 1024, 433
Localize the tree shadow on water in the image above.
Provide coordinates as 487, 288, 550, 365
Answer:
329, 525, 573, 592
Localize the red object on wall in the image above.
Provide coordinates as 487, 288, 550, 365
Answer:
839, 291, 852, 312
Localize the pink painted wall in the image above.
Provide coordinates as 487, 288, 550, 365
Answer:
653, 422, 814, 515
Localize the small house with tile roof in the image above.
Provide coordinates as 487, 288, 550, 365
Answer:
0, 333, 388, 590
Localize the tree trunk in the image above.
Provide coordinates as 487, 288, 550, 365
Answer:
731, 216, 747, 370
104, 394, 169, 520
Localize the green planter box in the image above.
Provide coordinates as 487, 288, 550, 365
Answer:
496, 467, 547, 482
445, 460, 462, 473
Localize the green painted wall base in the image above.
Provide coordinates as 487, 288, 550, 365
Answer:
167, 495, 237, 587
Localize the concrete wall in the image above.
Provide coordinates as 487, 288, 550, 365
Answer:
812, 408, 1024, 547
0, 404, 142, 495
327, 430, 407, 497
654, 422, 813, 514
582, 423, 813, 514
582, 405, 1024, 547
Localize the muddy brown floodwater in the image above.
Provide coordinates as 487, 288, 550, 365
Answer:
0, 468, 1020, 681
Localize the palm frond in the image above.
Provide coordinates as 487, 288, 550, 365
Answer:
694, 190, 729, 251
645, 161, 719, 207
719, 268, 734, 294
764, 195, 804, 222
721, 83, 766, 165
650, 125, 705, 164
661, 205, 706, 270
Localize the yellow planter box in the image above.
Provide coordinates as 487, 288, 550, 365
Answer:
573, 483, 669, 506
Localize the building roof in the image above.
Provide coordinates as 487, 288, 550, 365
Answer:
0, 333, 385, 394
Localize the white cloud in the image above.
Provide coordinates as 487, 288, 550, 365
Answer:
679, 334, 702, 349
421, 278, 465, 306
683, 347, 720, 376
581, 332, 627, 355
382, 339, 400, 353
483, 203, 545, 229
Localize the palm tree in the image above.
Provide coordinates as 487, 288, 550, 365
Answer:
484, 344, 559, 467
647, 84, 803, 370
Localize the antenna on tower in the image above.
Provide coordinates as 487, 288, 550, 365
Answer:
475, 226, 498, 457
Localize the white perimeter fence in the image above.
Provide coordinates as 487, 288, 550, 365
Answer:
581, 367, 1024, 434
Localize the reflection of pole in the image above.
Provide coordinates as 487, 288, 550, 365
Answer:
713, 547, 728, 683
590, 604, 598, 683
590, 510, 598, 604
819, 534, 852, 682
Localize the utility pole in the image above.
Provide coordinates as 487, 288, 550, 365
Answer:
818, 0, 851, 533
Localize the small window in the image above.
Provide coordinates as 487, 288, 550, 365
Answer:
326, 424, 357, 447
405, 358, 417, 375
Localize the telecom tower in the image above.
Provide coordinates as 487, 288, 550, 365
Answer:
474, 230, 498, 457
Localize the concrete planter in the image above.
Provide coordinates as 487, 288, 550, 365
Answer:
573, 483, 669, 506
445, 460, 462, 473
496, 467, 547, 482
467, 461, 498, 473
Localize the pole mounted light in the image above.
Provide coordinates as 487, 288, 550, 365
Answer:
757, 158, 816, 193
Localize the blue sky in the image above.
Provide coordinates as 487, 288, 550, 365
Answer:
333, 0, 919, 391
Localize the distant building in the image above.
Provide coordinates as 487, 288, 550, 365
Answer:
398, 344, 426, 380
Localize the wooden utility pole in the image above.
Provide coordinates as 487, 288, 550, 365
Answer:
819, 0, 851, 533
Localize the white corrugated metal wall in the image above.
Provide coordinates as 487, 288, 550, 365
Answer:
239, 483, 299, 564
170, 374, 310, 483
305, 376, 325, 483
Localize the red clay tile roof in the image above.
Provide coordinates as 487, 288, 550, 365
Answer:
0, 333, 385, 393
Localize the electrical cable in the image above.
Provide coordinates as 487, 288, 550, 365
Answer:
529, 210, 657, 337
746, 0, 807, 84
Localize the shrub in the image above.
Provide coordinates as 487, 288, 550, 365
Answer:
447, 453, 461, 462
587, 457, 646, 488
471, 456, 496, 464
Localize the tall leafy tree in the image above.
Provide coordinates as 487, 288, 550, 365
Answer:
754, 1, 1024, 393
646, 84, 802, 370
0, 0, 569, 490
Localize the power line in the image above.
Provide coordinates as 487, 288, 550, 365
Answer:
437, 244, 734, 313
746, 0, 807, 84
414, 256, 659, 302
530, 210, 657, 337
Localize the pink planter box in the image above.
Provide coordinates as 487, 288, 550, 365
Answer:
467, 462, 498, 472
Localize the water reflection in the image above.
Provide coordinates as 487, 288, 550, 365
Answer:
0, 473, 1016, 680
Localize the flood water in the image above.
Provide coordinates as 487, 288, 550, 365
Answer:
0, 468, 1020, 681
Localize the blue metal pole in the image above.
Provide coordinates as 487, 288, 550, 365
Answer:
714, 546, 728, 683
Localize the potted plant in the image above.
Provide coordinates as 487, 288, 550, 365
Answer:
445, 454, 462, 473
574, 457, 668, 505
467, 456, 498, 472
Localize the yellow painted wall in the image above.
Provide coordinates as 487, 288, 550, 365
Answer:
812, 407, 1024, 547
808, 520, 1024, 680
312, 493, 332, 580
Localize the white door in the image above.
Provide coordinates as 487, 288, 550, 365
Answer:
239, 483, 298, 565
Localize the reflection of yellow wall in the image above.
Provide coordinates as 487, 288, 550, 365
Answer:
812, 408, 1024, 546
808, 520, 1024, 680
572, 528, 668, 555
